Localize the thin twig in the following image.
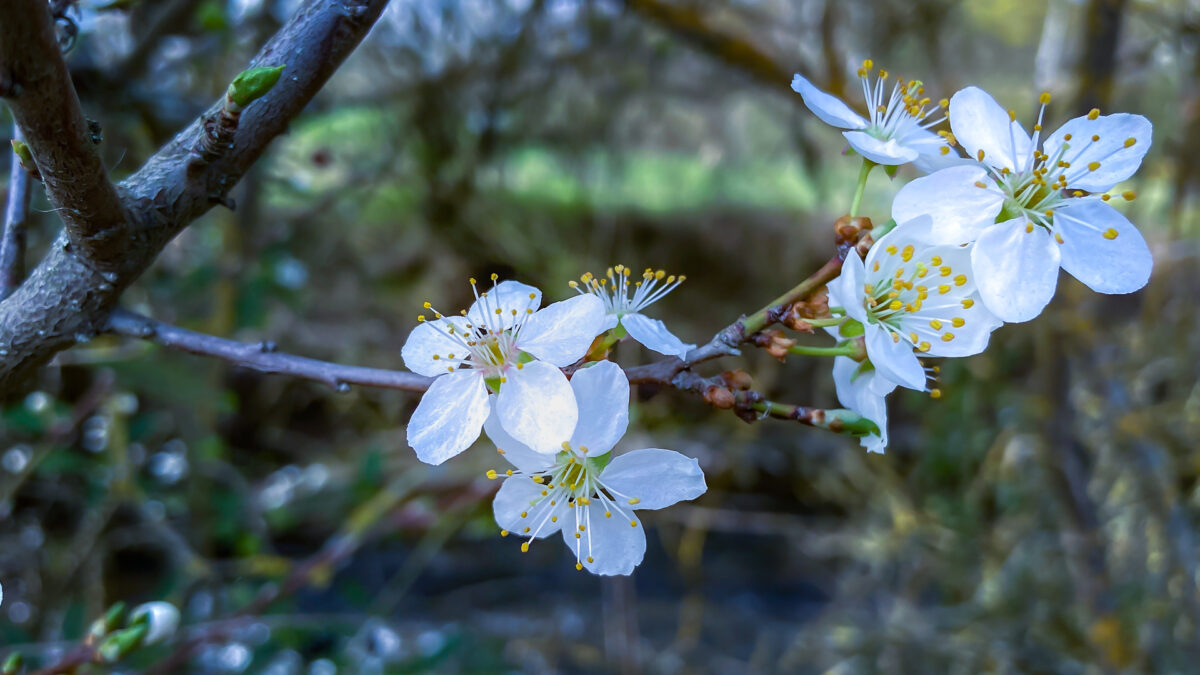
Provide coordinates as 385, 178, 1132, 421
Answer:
104, 308, 434, 393
105, 252, 852, 426
1, 124, 31, 300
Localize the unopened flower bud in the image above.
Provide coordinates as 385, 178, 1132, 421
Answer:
855, 232, 875, 258
227, 65, 285, 111
129, 601, 180, 646
720, 369, 754, 391
97, 624, 149, 663
2, 653, 22, 675
87, 601, 127, 644
703, 386, 735, 409
785, 288, 831, 330
834, 215, 873, 249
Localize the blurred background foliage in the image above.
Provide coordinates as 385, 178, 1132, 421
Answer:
2, 0, 1200, 672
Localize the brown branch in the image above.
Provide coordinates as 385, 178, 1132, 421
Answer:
105, 308, 434, 393
0, 0, 129, 264
1, 125, 31, 299
0, 0, 391, 393
623, 255, 843, 384
625, 0, 795, 91
101, 252, 857, 431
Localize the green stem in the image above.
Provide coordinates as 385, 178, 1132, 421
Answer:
872, 218, 898, 239
739, 257, 843, 338
801, 316, 846, 328
849, 158, 875, 218
787, 343, 859, 358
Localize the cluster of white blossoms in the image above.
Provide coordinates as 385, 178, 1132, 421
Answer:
796, 61, 1154, 452
397, 60, 1155, 573
402, 271, 705, 575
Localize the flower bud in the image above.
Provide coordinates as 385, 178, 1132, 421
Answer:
720, 369, 754, 391
227, 65, 285, 111
784, 288, 830, 331
97, 624, 149, 663
834, 215, 873, 249
703, 386, 735, 409
129, 601, 180, 646
2, 653, 22, 675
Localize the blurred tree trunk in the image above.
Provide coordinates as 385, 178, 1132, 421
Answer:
1073, 0, 1128, 114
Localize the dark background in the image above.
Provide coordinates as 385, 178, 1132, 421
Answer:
2, 0, 1199, 672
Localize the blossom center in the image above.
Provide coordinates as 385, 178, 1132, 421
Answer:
498, 441, 641, 570
861, 244, 974, 353
417, 275, 538, 378
856, 59, 947, 142
570, 264, 685, 317
980, 97, 1134, 241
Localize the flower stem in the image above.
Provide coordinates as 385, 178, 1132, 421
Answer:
801, 317, 845, 328
849, 158, 876, 218
585, 326, 624, 361
872, 218, 898, 239
787, 343, 858, 358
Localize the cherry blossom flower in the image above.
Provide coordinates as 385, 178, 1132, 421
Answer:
401, 276, 605, 465
905, 86, 1153, 322
832, 356, 896, 453
569, 265, 695, 357
826, 222, 1002, 391
485, 361, 707, 576
791, 60, 952, 171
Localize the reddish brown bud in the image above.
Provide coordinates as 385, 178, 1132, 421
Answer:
855, 232, 875, 258
704, 386, 736, 409
721, 369, 754, 391
785, 287, 831, 330
834, 215, 874, 248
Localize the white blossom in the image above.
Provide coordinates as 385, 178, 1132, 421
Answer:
570, 265, 694, 358
791, 60, 952, 171
401, 276, 605, 464
898, 86, 1153, 322
485, 361, 707, 576
832, 356, 895, 453
826, 222, 1002, 391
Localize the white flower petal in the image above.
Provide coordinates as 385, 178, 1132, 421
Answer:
828, 252, 868, 325
949, 86, 1027, 171
620, 313, 695, 358
483, 406, 556, 474
600, 313, 620, 332
400, 316, 471, 377
566, 502, 646, 576
600, 448, 707, 511
842, 130, 919, 165
1055, 200, 1152, 294
494, 477, 563, 537
519, 294, 606, 367
567, 361, 629, 457
495, 361, 577, 454
899, 126, 949, 157
971, 219, 1060, 323
911, 150, 977, 175
864, 323, 925, 391
790, 74, 868, 130
466, 280, 542, 331
1043, 113, 1152, 192
833, 358, 891, 453
905, 294, 1001, 358
406, 370, 489, 465
891, 165, 1004, 245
